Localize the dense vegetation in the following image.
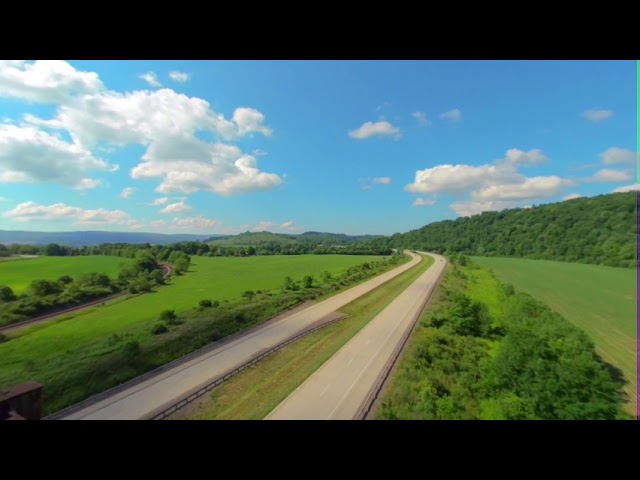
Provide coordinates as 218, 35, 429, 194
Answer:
377, 256, 626, 420
0, 252, 407, 413
367, 192, 636, 267
0, 244, 192, 327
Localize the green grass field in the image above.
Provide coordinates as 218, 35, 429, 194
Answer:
471, 256, 637, 411
0, 256, 133, 294
0, 254, 384, 410
177, 255, 434, 420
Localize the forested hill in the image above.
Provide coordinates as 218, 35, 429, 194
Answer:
207, 231, 383, 247
367, 192, 636, 268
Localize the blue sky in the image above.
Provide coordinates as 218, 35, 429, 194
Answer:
0, 60, 636, 235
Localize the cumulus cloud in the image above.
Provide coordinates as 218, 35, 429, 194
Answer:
4, 60, 281, 196
600, 147, 637, 165
372, 177, 392, 185
349, 121, 401, 140
146, 197, 169, 206
412, 197, 435, 207
160, 201, 192, 215
407, 147, 574, 217
613, 184, 640, 193
3, 201, 135, 226
0, 60, 102, 103
563, 193, 582, 201
0, 124, 113, 188
168, 71, 190, 83
74, 178, 102, 190
587, 168, 631, 183
582, 108, 613, 123
139, 71, 162, 88
118, 187, 135, 199
412, 111, 430, 127
499, 148, 548, 167
439, 108, 462, 122
172, 215, 220, 231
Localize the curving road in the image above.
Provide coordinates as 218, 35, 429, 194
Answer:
266, 252, 446, 420
57, 253, 423, 420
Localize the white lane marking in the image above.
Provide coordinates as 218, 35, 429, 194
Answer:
320, 383, 331, 397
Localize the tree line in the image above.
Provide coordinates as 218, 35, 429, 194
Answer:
365, 192, 636, 268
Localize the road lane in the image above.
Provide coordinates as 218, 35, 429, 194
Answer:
58, 252, 422, 420
266, 253, 446, 420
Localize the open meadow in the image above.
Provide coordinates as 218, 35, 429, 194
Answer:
471, 256, 636, 412
0, 256, 133, 294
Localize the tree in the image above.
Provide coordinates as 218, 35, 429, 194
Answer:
44, 243, 64, 256
122, 340, 141, 358
29, 279, 62, 297
199, 299, 212, 308
58, 275, 73, 285
0, 286, 16, 302
303, 275, 314, 288
159, 310, 177, 322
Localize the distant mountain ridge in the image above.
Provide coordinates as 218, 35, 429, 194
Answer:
0, 230, 225, 247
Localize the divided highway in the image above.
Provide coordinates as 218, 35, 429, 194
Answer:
55, 252, 423, 420
266, 252, 446, 420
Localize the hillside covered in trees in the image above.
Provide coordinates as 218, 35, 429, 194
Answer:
367, 192, 636, 268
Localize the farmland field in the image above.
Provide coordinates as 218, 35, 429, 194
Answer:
471, 256, 637, 412
0, 256, 133, 294
0, 254, 385, 411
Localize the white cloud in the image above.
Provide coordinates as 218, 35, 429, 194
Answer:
588, 168, 631, 183
168, 71, 190, 83
139, 71, 162, 88
348, 121, 401, 140
160, 201, 192, 215
500, 148, 548, 167
0, 60, 102, 103
0, 124, 113, 188
412, 197, 435, 207
20, 77, 280, 196
582, 108, 613, 123
74, 178, 102, 190
232, 107, 273, 137
372, 177, 392, 185
563, 193, 582, 201
613, 184, 640, 193
472, 176, 573, 201
439, 108, 462, 122
3, 201, 136, 226
412, 111, 430, 127
280, 221, 295, 229
146, 197, 169, 206
406, 163, 520, 195
172, 216, 220, 231
120, 187, 136, 199
0, 196, 9, 202
600, 147, 637, 165
253, 221, 276, 231
361, 185, 372, 190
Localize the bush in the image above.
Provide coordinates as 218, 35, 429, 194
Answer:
159, 309, 177, 322
199, 299, 212, 308
151, 323, 169, 335
212, 300, 220, 308
122, 340, 141, 358
242, 290, 255, 299
0, 333, 8, 344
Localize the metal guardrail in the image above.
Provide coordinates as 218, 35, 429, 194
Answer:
355, 255, 447, 420
44, 299, 306, 420
145, 314, 349, 420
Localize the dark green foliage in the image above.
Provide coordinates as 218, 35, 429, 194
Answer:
378, 264, 624, 420
212, 300, 220, 308
0, 286, 16, 302
303, 275, 314, 288
367, 192, 636, 268
29, 279, 63, 297
151, 323, 169, 335
199, 299, 212, 308
242, 290, 255, 299
159, 310, 177, 323
0, 333, 7, 343
57, 275, 73, 285
122, 340, 141, 358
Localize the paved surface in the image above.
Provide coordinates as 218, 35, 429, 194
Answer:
59, 253, 422, 420
266, 252, 446, 420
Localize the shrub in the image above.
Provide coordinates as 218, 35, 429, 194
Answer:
212, 300, 220, 308
159, 309, 177, 322
0, 333, 8, 344
199, 299, 213, 308
122, 340, 141, 358
242, 290, 255, 299
151, 323, 169, 335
